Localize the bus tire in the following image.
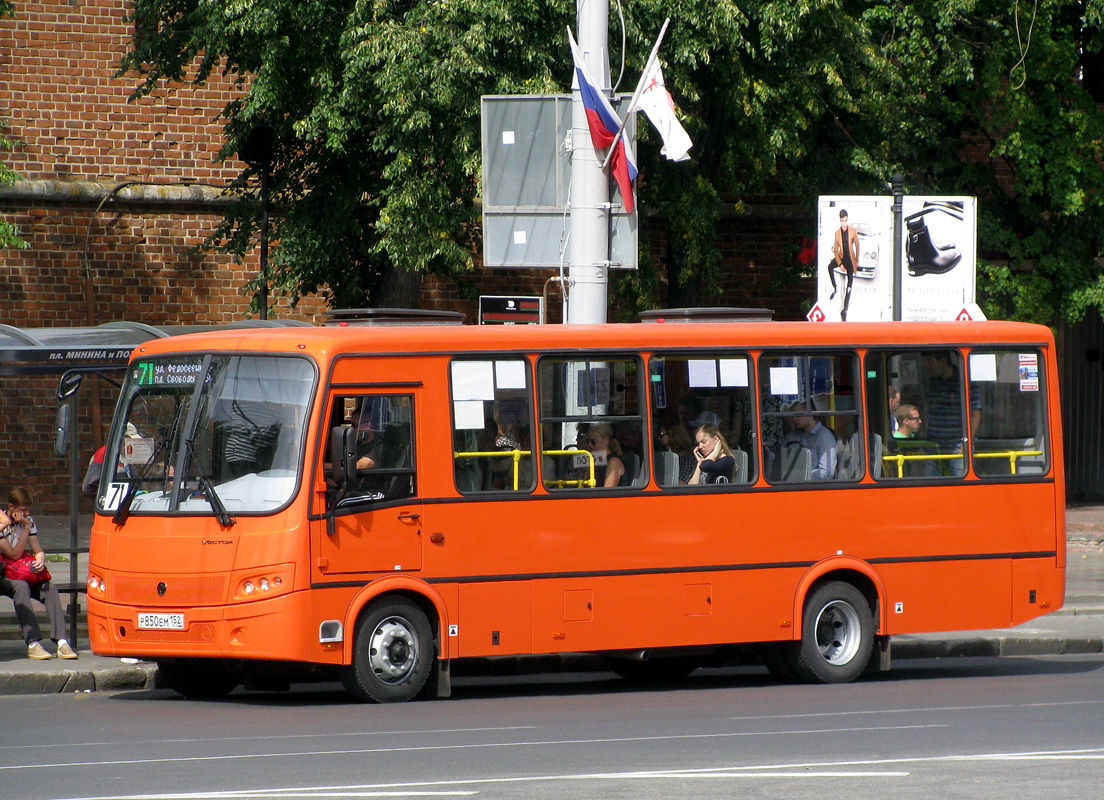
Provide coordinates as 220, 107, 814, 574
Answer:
157, 658, 240, 699
792, 581, 874, 684
342, 597, 434, 703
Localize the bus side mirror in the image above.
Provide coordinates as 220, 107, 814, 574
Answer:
54, 402, 72, 457
329, 426, 357, 488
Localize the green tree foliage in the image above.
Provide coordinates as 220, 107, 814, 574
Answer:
122, 0, 1104, 323
1, 1, 28, 251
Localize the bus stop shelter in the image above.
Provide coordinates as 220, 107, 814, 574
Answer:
0, 318, 312, 645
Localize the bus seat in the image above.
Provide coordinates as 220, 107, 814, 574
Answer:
657, 450, 679, 486
870, 433, 883, 479
542, 455, 556, 485
619, 451, 641, 487
835, 432, 864, 481
778, 444, 811, 482
733, 448, 749, 483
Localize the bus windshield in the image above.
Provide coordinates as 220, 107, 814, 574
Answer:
99, 354, 316, 518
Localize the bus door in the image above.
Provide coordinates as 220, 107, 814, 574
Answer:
318, 389, 422, 574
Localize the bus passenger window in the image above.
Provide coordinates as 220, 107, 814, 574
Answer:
536, 356, 645, 489
968, 349, 1048, 477
328, 394, 416, 506
866, 349, 974, 480
649, 354, 755, 487
449, 359, 535, 493
759, 351, 861, 484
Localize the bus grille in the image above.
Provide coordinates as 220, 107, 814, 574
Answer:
110, 575, 228, 607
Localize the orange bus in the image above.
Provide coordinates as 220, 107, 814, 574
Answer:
85, 320, 1065, 701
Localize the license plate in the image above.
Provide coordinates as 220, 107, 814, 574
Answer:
137, 612, 185, 630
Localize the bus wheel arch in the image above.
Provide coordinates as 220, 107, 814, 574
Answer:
344, 579, 449, 664
789, 574, 878, 684
793, 561, 884, 642
341, 593, 438, 703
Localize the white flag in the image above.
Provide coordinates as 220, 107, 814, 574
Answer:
635, 59, 692, 162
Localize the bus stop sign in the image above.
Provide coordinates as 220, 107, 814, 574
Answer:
479, 296, 543, 325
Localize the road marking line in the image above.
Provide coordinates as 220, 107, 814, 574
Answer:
27, 749, 1104, 800
730, 699, 1104, 721
0, 724, 944, 772
1, 726, 538, 753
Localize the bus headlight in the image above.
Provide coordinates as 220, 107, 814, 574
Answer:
231, 565, 294, 602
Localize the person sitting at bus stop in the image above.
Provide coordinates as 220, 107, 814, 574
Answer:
585, 423, 628, 487
0, 488, 77, 659
783, 401, 838, 480
893, 404, 921, 439
689, 424, 736, 485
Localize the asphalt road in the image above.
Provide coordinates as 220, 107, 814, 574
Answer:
2, 655, 1102, 800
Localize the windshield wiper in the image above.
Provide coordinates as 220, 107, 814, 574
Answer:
184, 437, 236, 528
111, 441, 165, 526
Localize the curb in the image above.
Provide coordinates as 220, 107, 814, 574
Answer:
1, 636, 1101, 696
891, 636, 1104, 659
0, 663, 158, 696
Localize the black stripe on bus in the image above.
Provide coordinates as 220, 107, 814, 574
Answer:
308, 550, 1057, 590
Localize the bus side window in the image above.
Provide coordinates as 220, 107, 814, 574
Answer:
449, 358, 535, 493
649, 353, 755, 487
328, 394, 417, 506
536, 355, 645, 490
758, 351, 861, 484
968, 348, 1048, 477
869, 349, 972, 480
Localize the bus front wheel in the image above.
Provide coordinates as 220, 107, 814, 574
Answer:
792, 581, 874, 684
342, 598, 434, 703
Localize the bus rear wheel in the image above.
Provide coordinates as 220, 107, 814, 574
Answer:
791, 581, 874, 684
157, 658, 240, 699
342, 598, 434, 703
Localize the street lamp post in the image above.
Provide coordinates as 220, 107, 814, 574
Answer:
239, 125, 275, 320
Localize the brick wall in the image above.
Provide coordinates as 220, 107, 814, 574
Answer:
1, 1, 815, 511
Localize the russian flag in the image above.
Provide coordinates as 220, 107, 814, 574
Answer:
568, 29, 638, 213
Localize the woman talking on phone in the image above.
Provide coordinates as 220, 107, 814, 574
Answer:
689, 424, 736, 485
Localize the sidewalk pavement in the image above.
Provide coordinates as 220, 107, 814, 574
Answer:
0, 506, 1100, 696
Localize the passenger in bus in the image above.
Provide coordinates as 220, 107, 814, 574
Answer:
921, 352, 981, 475
689, 424, 736, 485
585, 423, 629, 487
888, 385, 901, 434
783, 401, 838, 480
354, 402, 380, 470
893, 404, 921, 439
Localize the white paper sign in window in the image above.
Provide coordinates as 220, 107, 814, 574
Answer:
688, 359, 718, 388
453, 400, 486, 430
495, 360, 527, 390
969, 353, 998, 382
451, 361, 495, 401
719, 358, 748, 387
769, 366, 800, 396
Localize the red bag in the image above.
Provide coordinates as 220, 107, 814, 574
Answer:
3, 553, 51, 585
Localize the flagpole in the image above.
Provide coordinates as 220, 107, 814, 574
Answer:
568, 0, 612, 325
599, 17, 670, 171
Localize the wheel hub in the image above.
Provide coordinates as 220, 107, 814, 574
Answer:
368, 618, 418, 683
815, 599, 861, 665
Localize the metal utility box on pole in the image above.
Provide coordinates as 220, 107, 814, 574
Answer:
569, 0, 613, 325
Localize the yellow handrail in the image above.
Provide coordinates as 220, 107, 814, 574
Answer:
453, 449, 532, 490
541, 449, 597, 488
883, 448, 1044, 476
452, 448, 598, 489
973, 449, 1043, 475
